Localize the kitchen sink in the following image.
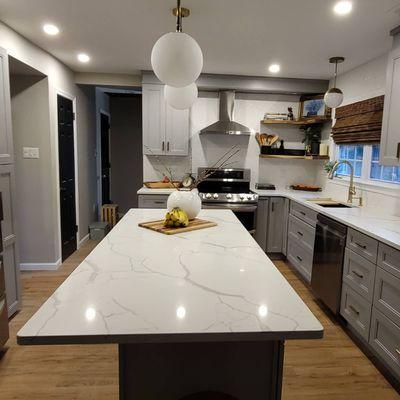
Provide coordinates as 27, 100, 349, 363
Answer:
306, 198, 353, 208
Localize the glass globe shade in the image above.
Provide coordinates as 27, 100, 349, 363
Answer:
324, 88, 344, 108
151, 32, 203, 88
164, 83, 198, 110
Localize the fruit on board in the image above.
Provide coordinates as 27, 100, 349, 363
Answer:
164, 207, 189, 228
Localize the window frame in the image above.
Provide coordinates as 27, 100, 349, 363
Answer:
334, 143, 400, 186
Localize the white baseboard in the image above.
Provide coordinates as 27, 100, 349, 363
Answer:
78, 233, 90, 248
20, 259, 62, 271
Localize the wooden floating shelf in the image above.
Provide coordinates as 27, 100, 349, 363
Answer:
260, 154, 330, 160
260, 119, 331, 126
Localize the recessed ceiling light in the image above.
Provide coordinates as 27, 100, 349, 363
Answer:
43, 24, 59, 36
268, 64, 280, 73
334, 1, 353, 15
77, 53, 90, 63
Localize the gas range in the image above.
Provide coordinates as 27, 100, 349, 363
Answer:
199, 192, 258, 204
197, 168, 258, 233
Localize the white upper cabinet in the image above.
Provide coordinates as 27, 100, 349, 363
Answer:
0, 47, 14, 164
142, 84, 189, 156
380, 36, 400, 166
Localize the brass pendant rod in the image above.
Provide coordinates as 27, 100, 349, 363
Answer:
176, 0, 182, 32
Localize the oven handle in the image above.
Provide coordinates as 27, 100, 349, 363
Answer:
202, 203, 257, 212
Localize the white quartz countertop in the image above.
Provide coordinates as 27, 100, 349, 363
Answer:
18, 209, 323, 345
254, 189, 400, 251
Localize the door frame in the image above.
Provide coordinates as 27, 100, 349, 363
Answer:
55, 89, 80, 260
100, 109, 111, 206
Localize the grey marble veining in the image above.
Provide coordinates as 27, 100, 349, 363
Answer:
18, 209, 323, 345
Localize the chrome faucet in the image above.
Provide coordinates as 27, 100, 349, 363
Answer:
328, 160, 358, 204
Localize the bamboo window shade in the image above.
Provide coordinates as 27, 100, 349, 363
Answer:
331, 95, 384, 144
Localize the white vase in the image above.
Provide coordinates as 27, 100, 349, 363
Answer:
167, 189, 202, 220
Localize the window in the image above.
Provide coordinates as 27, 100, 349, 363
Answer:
335, 143, 400, 185
337, 144, 363, 177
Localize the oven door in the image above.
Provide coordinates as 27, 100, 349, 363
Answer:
202, 203, 257, 235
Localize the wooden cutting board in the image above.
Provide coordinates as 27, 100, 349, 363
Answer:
138, 218, 217, 235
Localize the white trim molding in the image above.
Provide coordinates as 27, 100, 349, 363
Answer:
20, 259, 62, 271
78, 233, 90, 248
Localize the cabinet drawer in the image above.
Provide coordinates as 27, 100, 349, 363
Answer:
0, 257, 4, 295
288, 214, 316, 253
290, 201, 318, 227
342, 248, 376, 302
370, 307, 400, 377
374, 267, 400, 327
346, 228, 378, 264
0, 294, 9, 348
378, 243, 400, 280
340, 283, 372, 341
138, 195, 168, 209
287, 238, 313, 283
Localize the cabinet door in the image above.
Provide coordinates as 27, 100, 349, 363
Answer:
142, 84, 166, 156
0, 47, 13, 164
165, 104, 189, 156
254, 198, 269, 252
267, 197, 285, 253
381, 46, 400, 166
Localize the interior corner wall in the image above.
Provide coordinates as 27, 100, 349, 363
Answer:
0, 21, 97, 264
10, 75, 54, 263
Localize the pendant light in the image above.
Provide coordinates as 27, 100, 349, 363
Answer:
164, 83, 198, 110
324, 57, 345, 108
151, 0, 203, 88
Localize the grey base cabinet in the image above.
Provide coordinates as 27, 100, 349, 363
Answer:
138, 194, 168, 209
255, 197, 287, 255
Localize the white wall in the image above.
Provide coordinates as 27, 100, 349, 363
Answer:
319, 54, 400, 213
0, 21, 97, 264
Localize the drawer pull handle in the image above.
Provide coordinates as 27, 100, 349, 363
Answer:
354, 242, 367, 250
162, 141, 165, 151
297, 231, 304, 237
396, 348, 400, 356
296, 255, 303, 262
154, 201, 165, 205
397, 143, 400, 159
300, 211, 306, 216
348, 305, 360, 315
352, 270, 363, 279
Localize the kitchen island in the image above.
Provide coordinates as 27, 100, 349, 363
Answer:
18, 209, 323, 399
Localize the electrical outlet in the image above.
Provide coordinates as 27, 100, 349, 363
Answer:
22, 147, 40, 159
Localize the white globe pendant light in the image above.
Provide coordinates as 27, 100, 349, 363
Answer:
324, 57, 345, 108
165, 83, 198, 110
151, 0, 203, 88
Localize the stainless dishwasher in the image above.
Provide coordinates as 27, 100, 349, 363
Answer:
311, 214, 347, 315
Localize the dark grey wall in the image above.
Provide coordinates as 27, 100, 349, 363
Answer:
109, 94, 142, 214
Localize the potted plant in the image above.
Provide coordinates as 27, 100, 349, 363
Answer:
300, 124, 322, 155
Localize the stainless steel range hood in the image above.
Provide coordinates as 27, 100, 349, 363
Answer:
200, 91, 254, 135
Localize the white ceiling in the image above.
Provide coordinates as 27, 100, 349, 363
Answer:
0, 0, 400, 79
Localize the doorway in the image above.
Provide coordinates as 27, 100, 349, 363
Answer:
100, 112, 111, 205
57, 94, 77, 261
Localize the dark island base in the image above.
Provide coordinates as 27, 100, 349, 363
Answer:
119, 340, 285, 400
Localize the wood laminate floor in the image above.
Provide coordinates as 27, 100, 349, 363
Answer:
0, 241, 398, 399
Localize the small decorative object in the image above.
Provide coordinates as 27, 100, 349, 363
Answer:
279, 139, 285, 154
299, 94, 331, 120
324, 161, 336, 174
263, 112, 288, 121
151, 0, 203, 88
301, 124, 322, 155
287, 107, 294, 120
319, 143, 329, 156
182, 173, 195, 188
164, 82, 198, 110
167, 190, 201, 220
324, 57, 345, 109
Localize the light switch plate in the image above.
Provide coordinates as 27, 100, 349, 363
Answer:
22, 147, 40, 159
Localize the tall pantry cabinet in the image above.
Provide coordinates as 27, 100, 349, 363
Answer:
0, 46, 21, 317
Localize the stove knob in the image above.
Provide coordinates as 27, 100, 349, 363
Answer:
213, 193, 219, 199
205, 193, 212, 199
239, 194, 246, 200
247, 195, 253, 200
226, 193, 233, 199
254, 194, 259, 200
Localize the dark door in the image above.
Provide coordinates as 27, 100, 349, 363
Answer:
58, 95, 77, 261
101, 113, 111, 204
